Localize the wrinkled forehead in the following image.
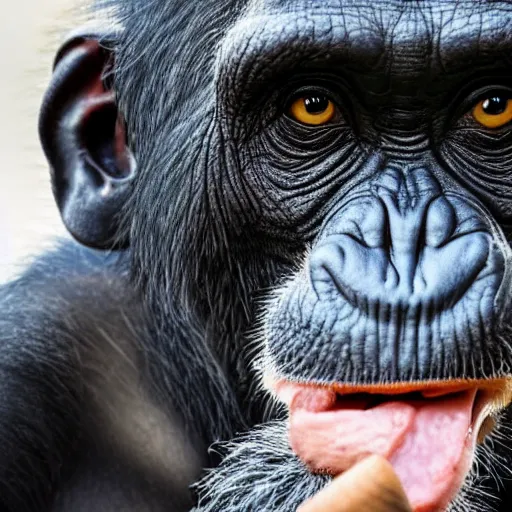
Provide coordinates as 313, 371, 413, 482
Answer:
233, 0, 512, 51
217, 0, 512, 82
245, 0, 512, 23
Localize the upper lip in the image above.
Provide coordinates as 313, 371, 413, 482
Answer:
266, 375, 512, 398
303, 378, 510, 398
266, 375, 512, 438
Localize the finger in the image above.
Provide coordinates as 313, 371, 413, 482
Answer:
297, 455, 412, 512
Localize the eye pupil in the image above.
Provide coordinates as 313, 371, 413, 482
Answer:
482, 96, 508, 116
304, 95, 329, 114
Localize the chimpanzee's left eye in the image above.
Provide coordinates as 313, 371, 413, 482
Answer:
472, 94, 512, 129
289, 93, 337, 126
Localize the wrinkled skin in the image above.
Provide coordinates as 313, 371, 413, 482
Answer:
2, 0, 512, 511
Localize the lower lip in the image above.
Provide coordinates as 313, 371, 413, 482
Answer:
471, 385, 510, 442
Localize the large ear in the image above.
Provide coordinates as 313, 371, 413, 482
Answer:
39, 31, 135, 249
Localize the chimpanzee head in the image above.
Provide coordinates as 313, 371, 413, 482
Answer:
40, 1, 512, 510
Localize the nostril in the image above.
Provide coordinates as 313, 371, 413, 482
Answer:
425, 196, 456, 248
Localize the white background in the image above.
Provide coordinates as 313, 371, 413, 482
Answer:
0, 0, 77, 282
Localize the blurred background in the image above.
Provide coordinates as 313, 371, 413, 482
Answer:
0, 0, 80, 282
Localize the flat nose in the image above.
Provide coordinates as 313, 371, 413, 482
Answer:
309, 168, 493, 309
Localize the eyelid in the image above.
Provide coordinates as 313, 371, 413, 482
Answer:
282, 77, 349, 107
465, 87, 512, 113
445, 84, 512, 131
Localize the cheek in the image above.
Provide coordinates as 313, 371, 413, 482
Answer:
237, 126, 363, 236
438, 135, 512, 218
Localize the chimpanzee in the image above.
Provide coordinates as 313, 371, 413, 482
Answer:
2, 0, 512, 511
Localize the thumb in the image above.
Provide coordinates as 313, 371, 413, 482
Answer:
297, 455, 412, 512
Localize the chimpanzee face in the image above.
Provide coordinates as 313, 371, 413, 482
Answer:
201, 2, 512, 510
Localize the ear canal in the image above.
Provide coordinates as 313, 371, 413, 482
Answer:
39, 33, 135, 250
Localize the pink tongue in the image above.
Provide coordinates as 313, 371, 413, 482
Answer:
284, 385, 477, 512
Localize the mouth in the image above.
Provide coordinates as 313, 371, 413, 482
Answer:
266, 376, 512, 512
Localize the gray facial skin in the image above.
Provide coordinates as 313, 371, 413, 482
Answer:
192, 1, 512, 510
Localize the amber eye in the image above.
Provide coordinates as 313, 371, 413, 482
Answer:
472, 95, 512, 129
289, 94, 336, 126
